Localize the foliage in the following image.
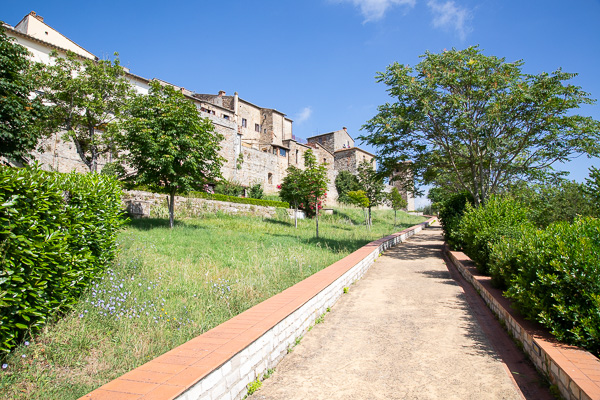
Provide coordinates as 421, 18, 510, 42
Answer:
0, 26, 46, 163
300, 150, 329, 238
188, 190, 288, 208
248, 182, 264, 199
584, 166, 600, 216
387, 187, 408, 226
457, 196, 531, 274
0, 164, 124, 355
360, 46, 600, 206
489, 217, 600, 356
346, 190, 370, 228
119, 80, 224, 228
33, 51, 134, 172
214, 179, 245, 197
437, 191, 474, 250
509, 180, 595, 227
356, 160, 386, 226
335, 170, 360, 205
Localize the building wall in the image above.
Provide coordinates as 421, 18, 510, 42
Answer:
307, 133, 335, 154
237, 100, 263, 148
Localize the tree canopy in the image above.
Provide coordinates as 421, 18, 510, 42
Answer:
360, 46, 600, 206
334, 170, 360, 205
119, 80, 224, 228
356, 160, 386, 225
0, 26, 46, 163
33, 51, 134, 172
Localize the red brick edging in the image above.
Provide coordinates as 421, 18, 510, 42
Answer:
81, 217, 437, 400
446, 249, 600, 400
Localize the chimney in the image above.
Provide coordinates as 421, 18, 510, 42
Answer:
343, 127, 347, 132
218, 90, 226, 97
29, 11, 44, 23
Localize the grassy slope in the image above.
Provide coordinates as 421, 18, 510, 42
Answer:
0, 208, 425, 399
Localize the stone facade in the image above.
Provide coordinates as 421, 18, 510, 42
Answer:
4, 11, 415, 210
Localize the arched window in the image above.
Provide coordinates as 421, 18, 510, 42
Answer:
268, 173, 273, 185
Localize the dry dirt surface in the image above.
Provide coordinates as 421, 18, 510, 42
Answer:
253, 224, 547, 400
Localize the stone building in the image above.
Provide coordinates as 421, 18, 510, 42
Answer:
3, 11, 414, 209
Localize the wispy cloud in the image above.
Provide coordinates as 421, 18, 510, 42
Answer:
334, 0, 416, 23
295, 107, 312, 124
427, 0, 471, 40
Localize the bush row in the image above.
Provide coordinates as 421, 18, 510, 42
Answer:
188, 191, 289, 209
440, 195, 600, 356
0, 165, 125, 354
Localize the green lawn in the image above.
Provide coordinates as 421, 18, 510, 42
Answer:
0, 208, 425, 399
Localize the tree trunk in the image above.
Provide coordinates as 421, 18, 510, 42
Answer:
315, 201, 319, 238
368, 206, 372, 227
394, 209, 397, 227
294, 202, 298, 229
167, 192, 175, 229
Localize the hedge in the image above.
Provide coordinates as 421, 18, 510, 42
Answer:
490, 217, 600, 356
457, 196, 531, 274
186, 190, 289, 209
0, 165, 124, 354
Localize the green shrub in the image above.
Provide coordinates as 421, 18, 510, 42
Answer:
457, 196, 531, 274
0, 165, 124, 355
188, 191, 289, 208
438, 191, 473, 250
490, 217, 600, 356
248, 182, 264, 200
214, 180, 245, 197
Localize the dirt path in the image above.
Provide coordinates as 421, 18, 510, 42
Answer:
253, 223, 551, 400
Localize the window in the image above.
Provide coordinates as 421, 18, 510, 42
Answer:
268, 173, 273, 185
296, 149, 299, 164
264, 128, 267, 133
273, 147, 277, 155
280, 148, 286, 157
223, 115, 230, 120
255, 123, 260, 132
242, 118, 247, 128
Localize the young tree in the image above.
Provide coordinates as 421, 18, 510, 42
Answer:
356, 160, 386, 226
279, 165, 304, 228
347, 190, 370, 230
387, 187, 408, 226
584, 166, 600, 217
361, 46, 600, 206
0, 25, 46, 163
302, 150, 329, 238
119, 81, 224, 228
34, 51, 134, 172
334, 170, 360, 205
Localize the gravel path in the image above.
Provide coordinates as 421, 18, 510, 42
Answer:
252, 223, 544, 400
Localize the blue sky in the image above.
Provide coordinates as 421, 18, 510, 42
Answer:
3, 1, 600, 200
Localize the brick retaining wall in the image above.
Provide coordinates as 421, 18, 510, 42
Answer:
446, 249, 600, 400
81, 218, 436, 400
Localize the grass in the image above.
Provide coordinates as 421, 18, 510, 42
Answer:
0, 207, 424, 399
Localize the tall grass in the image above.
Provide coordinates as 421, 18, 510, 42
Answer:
0, 208, 424, 399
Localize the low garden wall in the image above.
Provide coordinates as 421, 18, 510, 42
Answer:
446, 249, 600, 400
122, 190, 283, 219
81, 217, 436, 400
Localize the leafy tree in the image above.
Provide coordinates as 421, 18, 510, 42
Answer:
335, 170, 360, 205
387, 187, 408, 226
346, 190, 370, 229
356, 160, 386, 226
585, 166, 600, 217
0, 25, 46, 163
361, 46, 600, 206
302, 150, 329, 238
33, 50, 134, 172
279, 165, 304, 228
278, 149, 329, 237
509, 180, 595, 227
248, 182, 264, 199
119, 81, 224, 228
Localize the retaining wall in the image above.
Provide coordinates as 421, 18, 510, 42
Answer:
446, 249, 600, 400
81, 217, 436, 400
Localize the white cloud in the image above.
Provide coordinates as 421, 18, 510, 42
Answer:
295, 107, 312, 124
427, 0, 471, 40
335, 0, 416, 22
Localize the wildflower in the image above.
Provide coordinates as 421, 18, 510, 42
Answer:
2, 364, 7, 369
21, 354, 26, 358
24, 341, 29, 346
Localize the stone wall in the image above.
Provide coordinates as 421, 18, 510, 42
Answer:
122, 190, 284, 219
